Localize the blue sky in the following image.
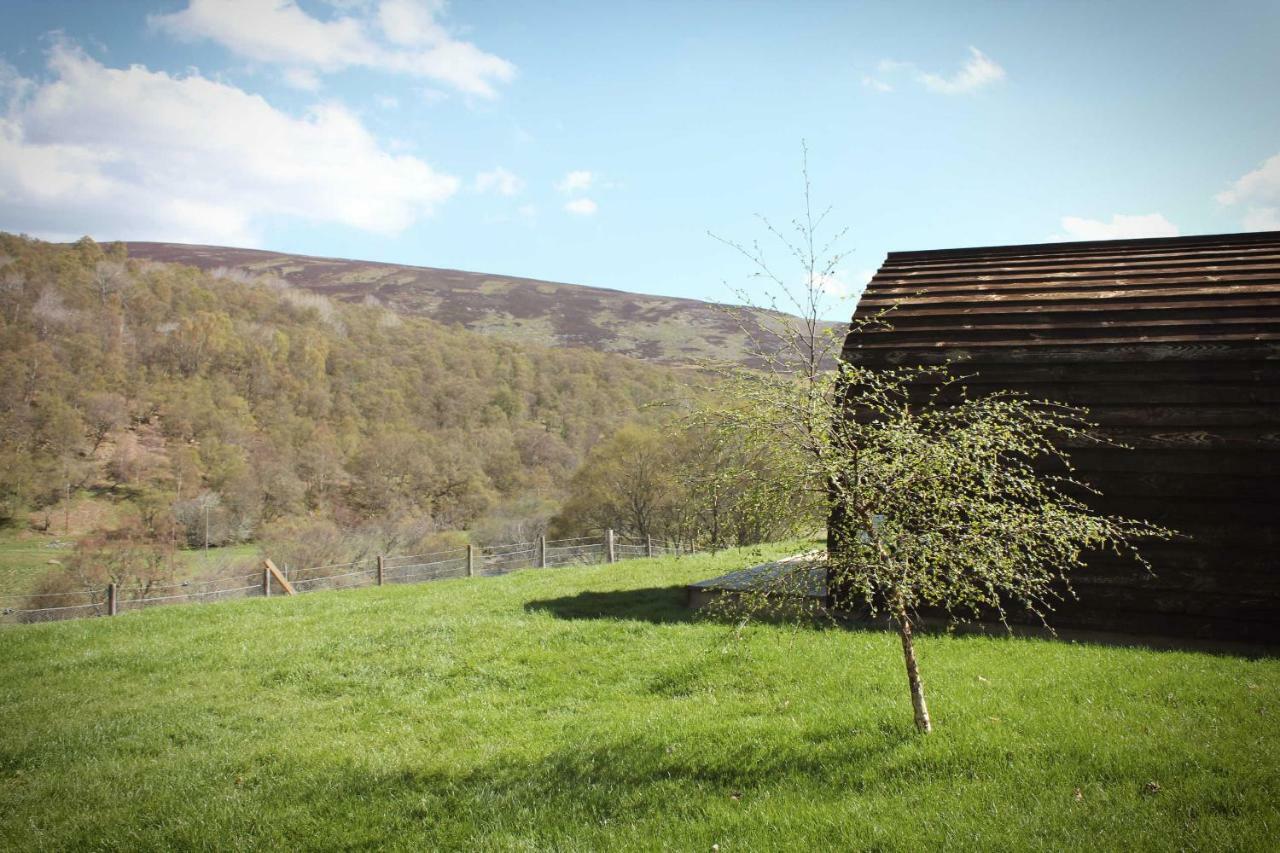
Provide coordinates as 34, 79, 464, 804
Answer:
1, 1, 1278, 315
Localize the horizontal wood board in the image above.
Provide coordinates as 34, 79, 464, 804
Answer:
840, 230, 1280, 642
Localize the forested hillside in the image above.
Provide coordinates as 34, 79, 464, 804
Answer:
0, 234, 692, 572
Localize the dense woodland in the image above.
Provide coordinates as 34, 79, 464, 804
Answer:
0, 234, 812, 594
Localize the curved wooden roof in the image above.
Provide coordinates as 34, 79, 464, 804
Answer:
849, 230, 1280, 352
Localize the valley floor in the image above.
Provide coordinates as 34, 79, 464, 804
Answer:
1, 543, 1276, 850
0, 526, 263, 599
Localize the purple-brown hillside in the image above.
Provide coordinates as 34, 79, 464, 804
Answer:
125, 242, 844, 368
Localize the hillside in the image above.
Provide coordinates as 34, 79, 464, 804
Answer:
1, 546, 1276, 849
0, 234, 697, 595
125, 242, 847, 367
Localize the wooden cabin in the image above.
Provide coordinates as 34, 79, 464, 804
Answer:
839, 230, 1280, 643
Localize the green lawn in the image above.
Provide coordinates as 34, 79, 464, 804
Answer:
1, 543, 1276, 851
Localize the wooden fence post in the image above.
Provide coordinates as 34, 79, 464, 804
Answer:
606, 529, 615, 564
646, 536, 653, 558
263, 559, 295, 596
467, 544, 475, 577
263, 565, 271, 597
107, 581, 118, 616
538, 535, 547, 568
377, 554, 385, 586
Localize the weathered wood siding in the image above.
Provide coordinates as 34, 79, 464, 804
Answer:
841, 230, 1280, 642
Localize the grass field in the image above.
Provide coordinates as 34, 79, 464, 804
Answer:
0, 535, 65, 596
1, 543, 1276, 850
0, 526, 261, 598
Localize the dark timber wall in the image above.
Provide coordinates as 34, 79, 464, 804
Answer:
840, 230, 1280, 643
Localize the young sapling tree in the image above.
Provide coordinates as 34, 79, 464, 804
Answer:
696, 146, 1172, 733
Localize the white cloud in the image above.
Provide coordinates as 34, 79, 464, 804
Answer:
151, 0, 515, 98
556, 170, 593, 193
1216, 152, 1280, 232
0, 43, 459, 245
556, 170, 600, 216
564, 198, 598, 216
1243, 207, 1280, 231
918, 47, 1006, 94
869, 47, 1005, 95
377, 0, 449, 46
813, 272, 849, 297
475, 166, 524, 196
1215, 152, 1280, 206
151, 1, 375, 70
813, 268, 875, 299
282, 67, 322, 91
852, 268, 877, 296
0, 59, 33, 102
1052, 213, 1180, 242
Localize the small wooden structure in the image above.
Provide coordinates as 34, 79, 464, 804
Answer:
839, 230, 1280, 643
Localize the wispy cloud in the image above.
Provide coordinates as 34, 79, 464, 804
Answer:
813, 272, 848, 296
151, 0, 516, 98
556, 170, 593, 193
282, 67, 322, 91
1051, 213, 1180, 241
864, 47, 1006, 95
564, 198, 598, 216
475, 167, 524, 196
1216, 152, 1280, 232
0, 42, 458, 245
918, 47, 1005, 94
1242, 207, 1280, 230
813, 268, 876, 299
556, 170, 599, 214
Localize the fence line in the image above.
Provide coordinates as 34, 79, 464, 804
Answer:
1, 530, 698, 627
384, 548, 465, 566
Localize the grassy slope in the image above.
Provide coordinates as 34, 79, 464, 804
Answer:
1, 544, 1276, 851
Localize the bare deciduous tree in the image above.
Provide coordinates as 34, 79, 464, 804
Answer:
82, 391, 128, 450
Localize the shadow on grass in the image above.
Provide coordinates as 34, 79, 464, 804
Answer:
526, 586, 839, 634
524, 585, 694, 624
292, 727, 920, 847
525, 586, 1273, 658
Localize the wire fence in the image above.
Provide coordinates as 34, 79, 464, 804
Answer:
0, 530, 698, 627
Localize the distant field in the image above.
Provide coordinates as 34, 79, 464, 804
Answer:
0, 536, 63, 596
1, 544, 1276, 850
0, 529, 260, 598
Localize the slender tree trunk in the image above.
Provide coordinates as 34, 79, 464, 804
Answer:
896, 610, 932, 733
